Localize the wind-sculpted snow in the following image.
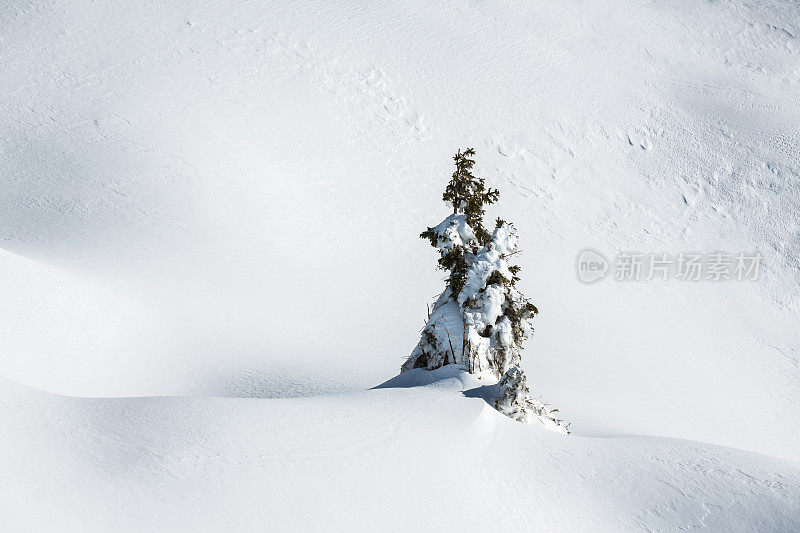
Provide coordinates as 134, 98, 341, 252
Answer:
1, 373, 798, 531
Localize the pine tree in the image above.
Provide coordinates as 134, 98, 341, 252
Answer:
404, 149, 567, 432
442, 148, 499, 244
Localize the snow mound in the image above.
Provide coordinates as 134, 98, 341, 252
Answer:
1, 375, 798, 531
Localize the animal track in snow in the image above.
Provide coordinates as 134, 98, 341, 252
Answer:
626, 127, 661, 150
266, 32, 429, 147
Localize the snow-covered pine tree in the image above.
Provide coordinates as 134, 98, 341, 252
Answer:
403, 148, 567, 433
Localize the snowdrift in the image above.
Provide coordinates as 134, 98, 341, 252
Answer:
2, 370, 799, 532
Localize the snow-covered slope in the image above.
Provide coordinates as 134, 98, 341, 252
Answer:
1, 0, 800, 529
2, 368, 799, 532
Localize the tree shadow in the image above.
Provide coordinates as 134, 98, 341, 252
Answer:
374, 366, 500, 409
373, 365, 472, 389
462, 383, 499, 408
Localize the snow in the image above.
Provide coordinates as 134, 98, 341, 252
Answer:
403, 290, 466, 370
1, 369, 798, 531
1, 0, 800, 529
429, 213, 478, 253
460, 222, 519, 327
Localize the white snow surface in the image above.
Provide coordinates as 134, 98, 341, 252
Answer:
2, 368, 799, 532
430, 213, 478, 254
2, 0, 800, 529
